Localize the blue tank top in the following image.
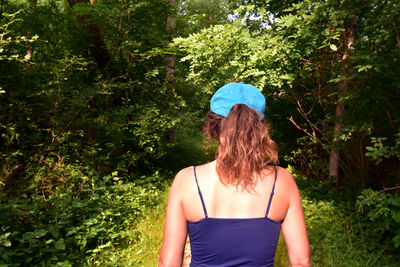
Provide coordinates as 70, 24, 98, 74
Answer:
187, 166, 281, 267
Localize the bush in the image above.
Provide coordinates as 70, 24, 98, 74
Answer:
355, 188, 400, 253
295, 171, 400, 266
0, 162, 166, 266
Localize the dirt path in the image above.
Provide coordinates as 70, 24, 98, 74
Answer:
182, 236, 191, 267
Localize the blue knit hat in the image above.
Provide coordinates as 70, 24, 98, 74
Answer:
210, 82, 265, 120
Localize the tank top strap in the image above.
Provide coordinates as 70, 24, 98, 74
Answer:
265, 165, 278, 217
193, 166, 208, 218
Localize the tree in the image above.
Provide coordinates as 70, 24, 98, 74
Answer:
67, 0, 111, 73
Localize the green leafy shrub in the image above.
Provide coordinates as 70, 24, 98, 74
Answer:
301, 195, 398, 266
0, 161, 166, 266
294, 170, 399, 266
366, 133, 400, 164
355, 188, 400, 252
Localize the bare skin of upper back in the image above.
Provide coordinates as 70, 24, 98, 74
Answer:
180, 160, 292, 222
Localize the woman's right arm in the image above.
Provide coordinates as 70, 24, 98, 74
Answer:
159, 169, 189, 267
281, 171, 312, 267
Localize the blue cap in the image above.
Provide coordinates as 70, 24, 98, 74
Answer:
210, 82, 265, 120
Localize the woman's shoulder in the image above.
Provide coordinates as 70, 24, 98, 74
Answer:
167, 166, 196, 206
171, 166, 194, 189
172, 161, 215, 187
274, 166, 301, 199
275, 166, 294, 179
275, 166, 299, 189
173, 161, 215, 189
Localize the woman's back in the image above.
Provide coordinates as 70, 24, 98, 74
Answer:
186, 162, 285, 266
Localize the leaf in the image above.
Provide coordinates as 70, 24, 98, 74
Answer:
55, 239, 65, 250
56, 260, 72, 266
329, 44, 338, 51
45, 239, 55, 245
389, 197, 400, 207
66, 229, 76, 237
33, 229, 47, 238
356, 65, 372, 72
393, 234, 400, 248
83, 218, 98, 226
391, 209, 400, 223
48, 225, 60, 239
72, 201, 87, 208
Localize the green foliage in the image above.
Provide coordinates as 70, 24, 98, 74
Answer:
0, 163, 166, 265
176, 0, 230, 37
0, 0, 186, 265
156, 128, 218, 174
174, 23, 263, 91
302, 196, 388, 266
366, 133, 400, 164
0, 10, 38, 64
0, 0, 189, 187
295, 173, 400, 266
91, 183, 170, 266
356, 188, 400, 251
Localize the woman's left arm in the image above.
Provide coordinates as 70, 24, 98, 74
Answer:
159, 170, 188, 267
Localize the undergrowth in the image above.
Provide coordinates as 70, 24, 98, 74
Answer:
0, 162, 167, 266
92, 186, 169, 266
294, 170, 400, 267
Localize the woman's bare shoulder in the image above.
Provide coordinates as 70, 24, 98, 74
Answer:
276, 166, 294, 179
275, 166, 299, 190
173, 161, 216, 189
172, 166, 195, 188
274, 166, 302, 204
195, 160, 216, 170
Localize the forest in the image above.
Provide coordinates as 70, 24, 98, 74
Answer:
1, 0, 400, 266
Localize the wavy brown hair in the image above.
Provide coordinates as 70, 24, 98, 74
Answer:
204, 104, 278, 191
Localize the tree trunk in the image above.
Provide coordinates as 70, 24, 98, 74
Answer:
67, 0, 111, 73
25, 0, 37, 61
329, 15, 358, 185
166, 0, 177, 143
329, 102, 344, 178
166, 0, 176, 83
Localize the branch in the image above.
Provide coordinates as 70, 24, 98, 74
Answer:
61, 93, 98, 133
357, 185, 400, 212
288, 116, 318, 141
392, 20, 400, 51
0, 0, 5, 22
343, 185, 400, 223
295, 97, 323, 136
265, 15, 275, 31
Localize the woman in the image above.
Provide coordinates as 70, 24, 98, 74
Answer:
159, 82, 311, 267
